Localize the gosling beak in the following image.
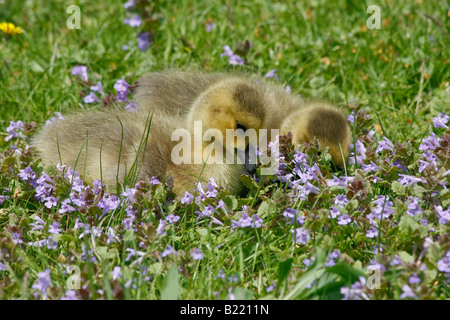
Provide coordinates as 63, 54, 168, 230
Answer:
236, 144, 257, 174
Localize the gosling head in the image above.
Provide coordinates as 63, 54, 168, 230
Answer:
280, 102, 352, 170
186, 78, 267, 172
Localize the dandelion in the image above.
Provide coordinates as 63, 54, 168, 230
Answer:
0, 22, 23, 35
71, 65, 88, 82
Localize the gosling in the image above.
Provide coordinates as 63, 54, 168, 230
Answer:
32, 77, 267, 195
133, 70, 351, 169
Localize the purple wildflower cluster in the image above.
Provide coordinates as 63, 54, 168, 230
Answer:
122, 0, 154, 51
70, 65, 137, 112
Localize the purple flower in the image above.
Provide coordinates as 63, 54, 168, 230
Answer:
45, 112, 65, 126
137, 32, 150, 51
122, 188, 137, 203
111, 266, 122, 280
264, 69, 279, 80
5, 120, 25, 141
149, 176, 160, 185
161, 245, 177, 258
49, 222, 61, 234
206, 22, 216, 32
435, 206, 450, 225
90, 81, 104, 95
123, 15, 142, 27
406, 197, 422, 217
409, 273, 421, 284
61, 290, 79, 300
44, 196, 58, 209
330, 206, 341, 219
97, 194, 120, 215
347, 111, 356, 124
114, 78, 131, 102
437, 250, 450, 273
419, 132, 440, 152
337, 214, 352, 225
166, 214, 180, 224
376, 137, 394, 154
30, 215, 45, 231
334, 194, 349, 208
32, 269, 53, 299
220, 45, 244, 65
432, 113, 449, 129
18, 166, 36, 181
71, 65, 88, 82
326, 250, 341, 267
397, 174, 422, 187
123, 0, 135, 9
291, 227, 310, 245
81, 245, 96, 263
340, 277, 369, 300
83, 92, 100, 104
284, 85, 291, 93
12, 232, 23, 245
191, 248, 204, 260
231, 212, 262, 229
156, 219, 168, 237
366, 226, 378, 239
400, 285, 416, 299
181, 191, 194, 205
205, 177, 218, 198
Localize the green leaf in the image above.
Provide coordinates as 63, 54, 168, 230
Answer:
160, 265, 179, 300
256, 200, 278, 218
327, 262, 366, 283
233, 287, 254, 300
391, 181, 406, 196
223, 195, 238, 211
278, 258, 293, 285
240, 174, 259, 192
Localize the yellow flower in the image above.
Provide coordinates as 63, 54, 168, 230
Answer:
0, 22, 23, 35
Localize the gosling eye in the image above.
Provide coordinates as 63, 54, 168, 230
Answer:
236, 122, 247, 131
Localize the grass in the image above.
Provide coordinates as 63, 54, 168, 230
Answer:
0, 0, 449, 300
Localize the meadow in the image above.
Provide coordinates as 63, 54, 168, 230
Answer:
0, 0, 449, 300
